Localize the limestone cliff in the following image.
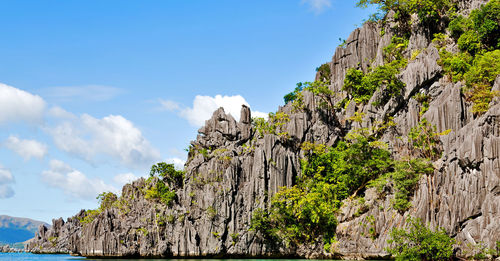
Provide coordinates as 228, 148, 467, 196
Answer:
27, 0, 499, 259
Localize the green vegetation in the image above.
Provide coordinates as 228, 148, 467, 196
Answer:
367, 158, 434, 212
206, 206, 217, 220
137, 227, 149, 237
79, 192, 119, 225
450, 0, 499, 53
251, 133, 393, 247
459, 240, 500, 259
437, 0, 500, 115
316, 63, 331, 83
79, 209, 101, 225
414, 92, 430, 116
283, 82, 304, 105
463, 50, 500, 114
284, 80, 335, 110
253, 111, 290, 138
144, 162, 185, 206
390, 159, 433, 211
145, 177, 177, 206
97, 192, 118, 210
230, 233, 239, 246
48, 236, 58, 247
386, 217, 455, 261
357, 0, 455, 28
150, 162, 184, 188
408, 118, 450, 160
342, 36, 408, 105
438, 50, 473, 83
211, 231, 221, 239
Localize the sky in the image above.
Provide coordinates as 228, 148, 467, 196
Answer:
0, 0, 375, 223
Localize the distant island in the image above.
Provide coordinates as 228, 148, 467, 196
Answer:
0, 215, 48, 250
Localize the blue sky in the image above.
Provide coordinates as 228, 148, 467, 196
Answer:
0, 0, 375, 223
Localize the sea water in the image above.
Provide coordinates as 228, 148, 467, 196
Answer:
0, 253, 343, 261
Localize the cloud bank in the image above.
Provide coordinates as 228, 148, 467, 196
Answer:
5, 136, 48, 160
48, 114, 161, 168
0, 83, 46, 125
41, 160, 117, 200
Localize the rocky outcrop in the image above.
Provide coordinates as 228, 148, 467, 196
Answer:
27, 0, 499, 259
0, 245, 23, 253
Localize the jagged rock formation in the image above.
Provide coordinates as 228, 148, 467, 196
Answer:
0, 245, 23, 253
26, 0, 499, 259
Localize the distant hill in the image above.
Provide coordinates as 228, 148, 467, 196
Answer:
0, 215, 49, 244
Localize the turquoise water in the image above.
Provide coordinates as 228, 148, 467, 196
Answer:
0, 254, 341, 261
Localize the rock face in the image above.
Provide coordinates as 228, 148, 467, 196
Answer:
0, 245, 23, 253
27, 1, 499, 259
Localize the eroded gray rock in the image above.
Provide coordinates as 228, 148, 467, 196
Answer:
27, 1, 500, 259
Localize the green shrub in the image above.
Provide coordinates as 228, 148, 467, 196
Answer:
283, 83, 304, 104
387, 217, 455, 260
253, 111, 290, 138
470, 0, 500, 50
303, 80, 336, 109
451, 0, 500, 52
79, 209, 101, 225
438, 50, 473, 82
458, 30, 481, 54
150, 162, 184, 188
408, 118, 450, 160
97, 192, 118, 211
342, 36, 407, 105
251, 134, 393, 247
145, 178, 177, 206
432, 33, 448, 49
464, 50, 500, 115
464, 50, 500, 87
391, 159, 433, 211
249, 208, 278, 241
230, 233, 239, 246
316, 63, 331, 82
414, 93, 430, 116
356, 0, 454, 27
206, 206, 217, 220
343, 68, 374, 103
448, 15, 467, 40
383, 36, 408, 64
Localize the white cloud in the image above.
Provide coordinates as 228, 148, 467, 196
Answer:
166, 157, 186, 170
252, 111, 269, 119
47, 106, 76, 119
41, 159, 117, 200
163, 95, 268, 127
113, 173, 139, 187
159, 99, 180, 111
0, 165, 15, 199
180, 95, 247, 126
48, 114, 161, 168
5, 136, 48, 160
42, 85, 122, 102
0, 83, 46, 125
301, 0, 332, 13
